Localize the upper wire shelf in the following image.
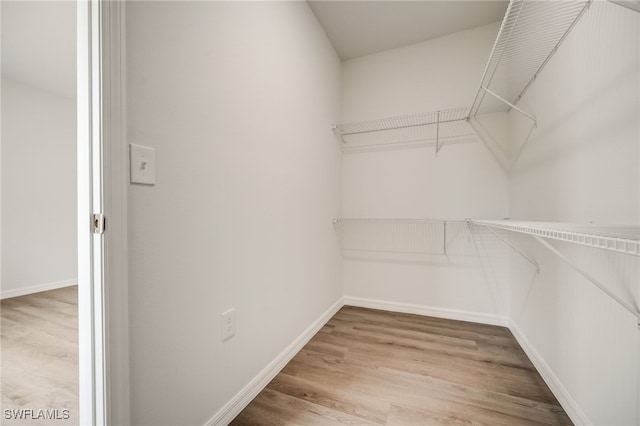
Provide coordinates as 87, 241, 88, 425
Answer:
472, 220, 640, 256
332, 107, 478, 153
470, 0, 592, 118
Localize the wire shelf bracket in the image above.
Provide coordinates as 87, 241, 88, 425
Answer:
472, 219, 640, 323
479, 223, 540, 273
533, 235, 640, 323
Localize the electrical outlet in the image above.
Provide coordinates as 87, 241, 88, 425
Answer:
221, 309, 235, 342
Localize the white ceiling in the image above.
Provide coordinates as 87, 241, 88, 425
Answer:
308, 0, 508, 60
1, 1, 76, 99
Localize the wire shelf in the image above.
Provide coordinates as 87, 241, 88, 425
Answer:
332, 218, 476, 262
470, 0, 591, 117
333, 107, 478, 153
472, 220, 640, 256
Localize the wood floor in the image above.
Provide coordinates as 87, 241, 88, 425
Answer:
232, 306, 572, 425
1, 286, 78, 425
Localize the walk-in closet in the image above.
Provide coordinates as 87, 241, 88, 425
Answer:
61, 0, 640, 424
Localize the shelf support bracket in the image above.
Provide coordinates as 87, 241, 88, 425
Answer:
480, 86, 537, 125
483, 225, 540, 273
332, 126, 346, 144
435, 110, 441, 155
533, 236, 640, 322
507, 120, 538, 173
443, 221, 447, 255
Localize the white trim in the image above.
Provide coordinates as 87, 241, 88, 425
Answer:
343, 296, 509, 327
78, 1, 108, 423
101, 1, 130, 424
509, 319, 591, 426
205, 297, 345, 426
0, 280, 77, 300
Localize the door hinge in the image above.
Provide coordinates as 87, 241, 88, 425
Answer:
92, 213, 106, 235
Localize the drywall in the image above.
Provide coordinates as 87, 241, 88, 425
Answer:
125, 2, 342, 425
341, 22, 511, 320
1, 77, 77, 298
508, 3, 640, 424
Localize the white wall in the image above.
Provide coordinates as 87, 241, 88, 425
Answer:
341, 22, 510, 320
507, 3, 640, 424
125, 2, 342, 425
1, 77, 77, 298
124, 3, 639, 424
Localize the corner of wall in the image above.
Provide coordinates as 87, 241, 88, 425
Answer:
205, 297, 345, 426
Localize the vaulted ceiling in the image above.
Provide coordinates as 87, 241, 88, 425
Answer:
308, 1, 508, 60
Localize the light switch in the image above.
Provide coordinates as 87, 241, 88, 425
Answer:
130, 144, 156, 185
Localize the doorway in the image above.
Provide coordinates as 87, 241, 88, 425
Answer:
1, 1, 112, 424
1, 1, 79, 424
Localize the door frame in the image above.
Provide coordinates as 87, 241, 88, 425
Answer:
78, 1, 128, 424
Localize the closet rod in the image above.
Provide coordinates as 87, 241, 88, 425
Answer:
332, 218, 467, 224
335, 115, 467, 137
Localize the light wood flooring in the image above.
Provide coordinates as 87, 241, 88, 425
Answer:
1, 286, 78, 425
232, 306, 572, 425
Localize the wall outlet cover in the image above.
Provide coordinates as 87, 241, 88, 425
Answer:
221, 308, 236, 342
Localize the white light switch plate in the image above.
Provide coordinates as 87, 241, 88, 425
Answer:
130, 144, 156, 185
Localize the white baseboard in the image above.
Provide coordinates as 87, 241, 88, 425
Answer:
204, 296, 590, 426
0, 279, 77, 300
343, 296, 509, 327
509, 320, 591, 426
205, 297, 345, 426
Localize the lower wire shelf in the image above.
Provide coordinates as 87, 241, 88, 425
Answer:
333, 218, 640, 321
470, 219, 640, 322
332, 218, 476, 261
471, 220, 640, 257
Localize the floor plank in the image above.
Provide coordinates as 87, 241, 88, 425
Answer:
1, 286, 78, 426
231, 306, 572, 425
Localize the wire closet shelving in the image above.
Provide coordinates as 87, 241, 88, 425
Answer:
470, 219, 640, 322
472, 220, 640, 256
470, 0, 592, 118
332, 0, 594, 161
332, 218, 640, 321
332, 107, 478, 153
332, 218, 476, 260
471, 220, 640, 257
